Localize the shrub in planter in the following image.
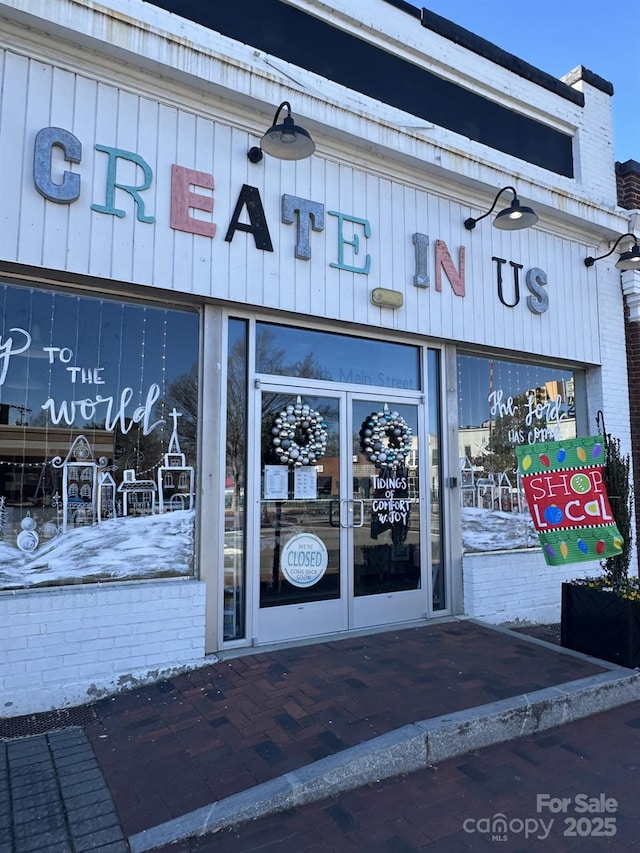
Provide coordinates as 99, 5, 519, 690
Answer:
561, 414, 637, 666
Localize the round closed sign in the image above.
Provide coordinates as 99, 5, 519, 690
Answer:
280, 533, 328, 588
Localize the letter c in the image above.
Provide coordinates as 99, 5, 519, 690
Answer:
34, 127, 81, 203
565, 500, 585, 522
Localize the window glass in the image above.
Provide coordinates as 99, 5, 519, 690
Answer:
225, 318, 247, 640
428, 350, 445, 609
457, 354, 576, 553
256, 322, 421, 390
0, 282, 199, 589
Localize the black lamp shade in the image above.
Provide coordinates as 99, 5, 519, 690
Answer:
464, 186, 538, 231
260, 112, 316, 160
493, 198, 539, 231
616, 243, 640, 271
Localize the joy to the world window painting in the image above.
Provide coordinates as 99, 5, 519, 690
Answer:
0, 281, 199, 589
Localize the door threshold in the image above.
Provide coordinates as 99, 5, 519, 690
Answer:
218, 614, 459, 661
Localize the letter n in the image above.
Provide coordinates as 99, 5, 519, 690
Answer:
435, 239, 465, 296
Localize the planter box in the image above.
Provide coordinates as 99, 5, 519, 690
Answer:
561, 582, 640, 668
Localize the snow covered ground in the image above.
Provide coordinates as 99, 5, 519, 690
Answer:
0, 505, 539, 590
0, 510, 194, 589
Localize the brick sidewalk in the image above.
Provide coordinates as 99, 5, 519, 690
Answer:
83, 621, 607, 839
151, 699, 640, 852
3, 619, 636, 853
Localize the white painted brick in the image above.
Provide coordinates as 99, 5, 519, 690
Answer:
0, 580, 207, 717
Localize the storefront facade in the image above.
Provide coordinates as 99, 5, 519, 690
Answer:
0, 0, 635, 715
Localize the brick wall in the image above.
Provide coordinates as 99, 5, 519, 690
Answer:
625, 301, 640, 563
619, 160, 640, 568
616, 160, 640, 210
0, 579, 207, 718
462, 552, 596, 624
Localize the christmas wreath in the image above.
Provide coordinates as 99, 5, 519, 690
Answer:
360, 404, 412, 469
270, 398, 328, 466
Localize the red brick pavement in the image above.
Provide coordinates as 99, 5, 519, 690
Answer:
149, 700, 640, 852
84, 620, 609, 840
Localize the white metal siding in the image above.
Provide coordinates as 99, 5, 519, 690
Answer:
0, 50, 601, 364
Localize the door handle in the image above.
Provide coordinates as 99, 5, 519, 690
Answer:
339, 499, 364, 528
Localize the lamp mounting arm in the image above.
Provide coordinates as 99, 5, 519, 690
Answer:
584, 233, 638, 267
464, 185, 517, 230
272, 101, 291, 125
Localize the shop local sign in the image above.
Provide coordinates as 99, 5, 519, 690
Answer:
281, 533, 328, 587
515, 437, 623, 566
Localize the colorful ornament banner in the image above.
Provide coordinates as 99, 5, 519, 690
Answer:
515, 437, 623, 566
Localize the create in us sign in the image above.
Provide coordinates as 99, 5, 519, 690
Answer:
515, 437, 623, 566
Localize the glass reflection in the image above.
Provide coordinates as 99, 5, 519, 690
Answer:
457, 354, 577, 553
256, 322, 421, 390
225, 319, 248, 640
352, 401, 421, 596
0, 282, 199, 589
428, 350, 444, 609
259, 393, 341, 607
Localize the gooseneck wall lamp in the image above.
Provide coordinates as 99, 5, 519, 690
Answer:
464, 185, 539, 231
248, 101, 316, 163
584, 233, 640, 271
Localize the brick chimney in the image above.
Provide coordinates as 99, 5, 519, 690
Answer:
616, 160, 640, 210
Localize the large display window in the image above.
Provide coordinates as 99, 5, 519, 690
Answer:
0, 281, 199, 589
457, 354, 577, 553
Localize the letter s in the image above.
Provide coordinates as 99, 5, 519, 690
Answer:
526, 267, 549, 315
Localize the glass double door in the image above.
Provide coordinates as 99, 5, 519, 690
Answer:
256, 386, 429, 643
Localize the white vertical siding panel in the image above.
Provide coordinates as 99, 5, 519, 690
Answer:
255, 150, 283, 311
109, 88, 143, 284
336, 162, 357, 324
485, 230, 510, 352
413, 188, 432, 338
19, 59, 52, 267
292, 157, 317, 314
309, 156, 328, 320
225, 126, 262, 307
206, 118, 237, 299
171, 109, 198, 295
322, 159, 341, 321
541, 235, 571, 361
400, 186, 419, 335
571, 239, 600, 363
460, 215, 484, 351
0, 50, 604, 366
386, 178, 405, 332
371, 174, 393, 328
273, 158, 290, 311
66, 73, 97, 276
210, 120, 232, 299
503, 228, 527, 355
131, 95, 160, 288
88, 82, 118, 279
153, 103, 179, 291
389, 179, 408, 332
40, 65, 76, 272
433, 194, 457, 341
0, 50, 22, 262
188, 115, 216, 296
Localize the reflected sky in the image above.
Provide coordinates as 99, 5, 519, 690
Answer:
0, 282, 199, 430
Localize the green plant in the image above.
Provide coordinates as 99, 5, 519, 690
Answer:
582, 411, 634, 596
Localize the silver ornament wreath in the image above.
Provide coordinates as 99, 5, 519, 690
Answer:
360, 403, 412, 469
270, 396, 328, 466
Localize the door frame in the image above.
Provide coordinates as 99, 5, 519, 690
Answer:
251, 379, 430, 644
